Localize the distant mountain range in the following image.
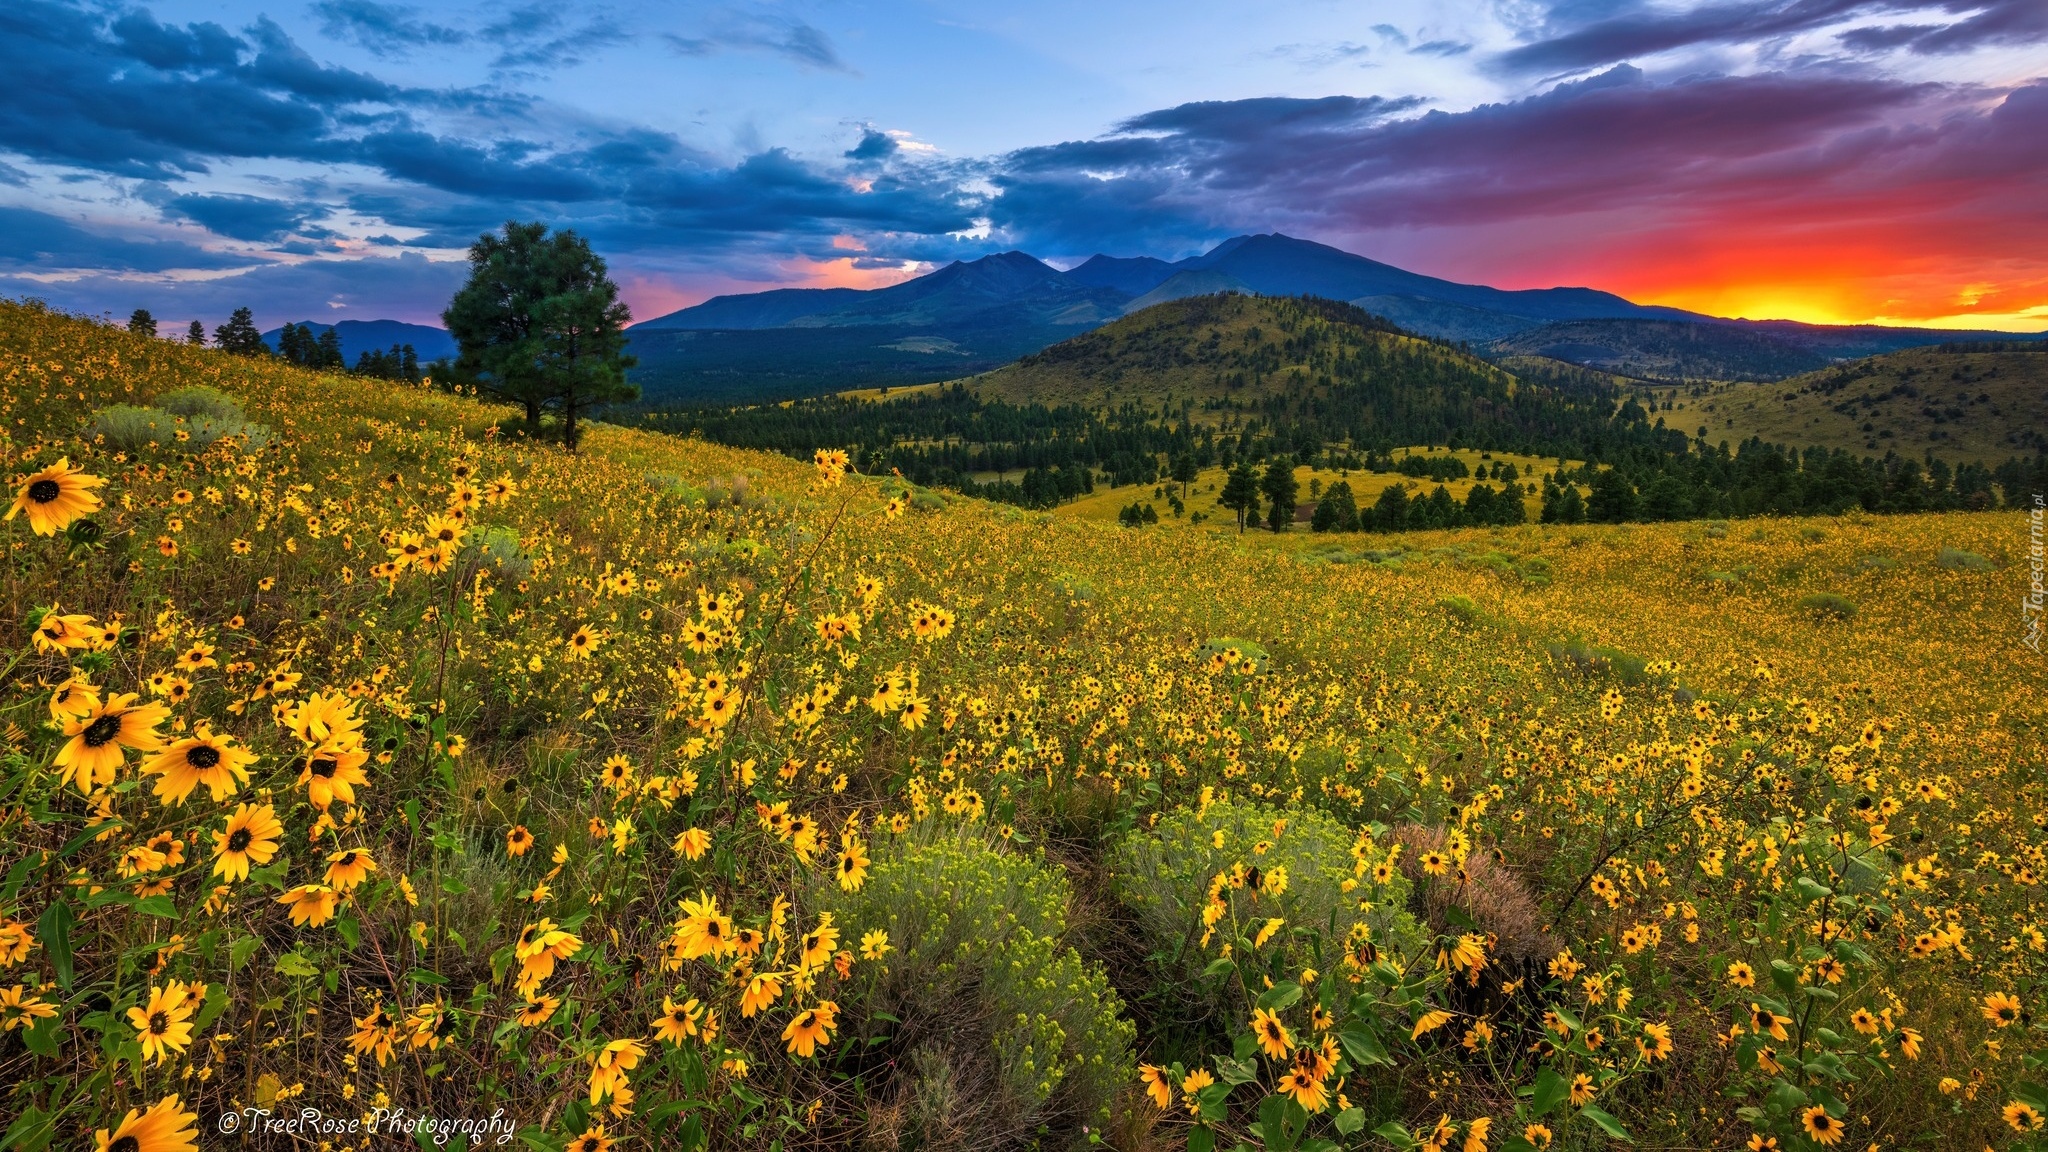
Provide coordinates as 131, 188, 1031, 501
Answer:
261, 319, 456, 363
622, 233, 2040, 401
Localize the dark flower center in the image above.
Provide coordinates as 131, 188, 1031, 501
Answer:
310, 758, 337, 778
186, 744, 222, 769
109, 1137, 140, 1152
27, 479, 60, 504
148, 1010, 169, 1034
227, 828, 253, 853
337, 852, 357, 867
82, 714, 123, 747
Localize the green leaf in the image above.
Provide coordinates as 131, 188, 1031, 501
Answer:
335, 915, 361, 950
1333, 1107, 1366, 1135
1214, 1055, 1260, 1086
133, 895, 177, 918
230, 935, 262, 972
22, 1012, 62, 1057
1530, 1066, 1569, 1117
2015, 1081, 2048, 1112
1198, 1082, 1232, 1123
1257, 981, 1303, 1011
1372, 1121, 1416, 1149
1339, 1025, 1389, 1068
274, 951, 320, 978
1201, 957, 1236, 980
1, 1106, 55, 1152
37, 899, 73, 988
1795, 876, 1834, 902
1769, 959, 1802, 995
1550, 1004, 1582, 1032
1578, 1105, 1632, 1142
1186, 1126, 1216, 1152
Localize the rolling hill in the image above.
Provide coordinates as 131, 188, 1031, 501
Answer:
260, 318, 456, 362
1648, 343, 2048, 463
1486, 318, 1832, 382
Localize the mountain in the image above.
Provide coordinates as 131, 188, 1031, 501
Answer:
1061, 254, 1179, 296
1487, 319, 1832, 382
262, 319, 456, 362
1177, 233, 1703, 327
1124, 269, 1253, 312
632, 287, 866, 331
620, 232, 2042, 403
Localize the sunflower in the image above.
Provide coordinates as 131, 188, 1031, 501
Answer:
836, 835, 870, 892
514, 918, 583, 995
284, 690, 365, 750
671, 892, 736, 961
126, 981, 198, 1064
1138, 1063, 1174, 1109
0, 984, 58, 1030
32, 609, 96, 654
653, 994, 706, 1042
1569, 1073, 1597, 1106
91, 1093, 198, 1152
350, 1004, 397, 1065
798, 914, 839, 969
1984, 991, 2023, 1027
566, 1124, 612, 1152
1800, 1105, 1844, 1146
671, 827, 710, 860
47, 677, 100, 723
212, 803, 283, 882
296, 741, 370, 810
2005, 1101, 2046, 1133
781, 1000, 839, 1057
1251, 1006, 1294, 1058
142, 729, 256, 805
324, 847, 377, 890
738, 974, 783, 1019
506, 825, 534, 856
516, 996, 560, 1028
8, 457, 104, 536
57, 693, 170, 794
276, 884, 340, 927
587, 1038, 646, 1103
565, 625, 600, 660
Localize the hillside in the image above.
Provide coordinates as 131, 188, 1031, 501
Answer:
260, 318, 457, 362
1486, 318, 1831, 382
2, 299, 2041, 1151
970, 292, 1515, 411
1648, 344, 2048, 462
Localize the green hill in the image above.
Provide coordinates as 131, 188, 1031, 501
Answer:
1641, 343, 2048, 462
1486, 318, 1830, 382
969, 293, 1517, 412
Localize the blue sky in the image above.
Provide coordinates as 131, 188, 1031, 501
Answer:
2, 0, 2045, 329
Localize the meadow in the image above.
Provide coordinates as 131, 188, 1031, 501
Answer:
1, 297, 2043, 1152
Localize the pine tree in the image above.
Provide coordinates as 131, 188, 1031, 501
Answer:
1218, 461, 1261, 533
127, 309, 156, 337
212, 307, 266, 356
187, 320, 206, 345
1261, 458, 1299, 532
444, 221, 637, 449
277, 322, 303, 365
315, 327, 344, 369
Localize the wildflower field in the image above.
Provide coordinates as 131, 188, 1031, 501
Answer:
1, 297, 2042, 1152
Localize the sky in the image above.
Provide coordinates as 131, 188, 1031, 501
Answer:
1, 0, 2044, 332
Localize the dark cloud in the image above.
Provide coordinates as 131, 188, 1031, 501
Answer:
1498, 0, 2048, 73
1412, 40, 1474, 56
845, 129, 898, 162
1841, 0, 2048, 53
163, 193, 321, 242
0, 207, 264, 271
479, 4, 630, 72
986, 67, 2045, 258
312, 0, 466, 53
0, 1, 399, 177
663, 8, 851, 72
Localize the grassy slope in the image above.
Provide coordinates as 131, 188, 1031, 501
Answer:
1638, 347, 2048, 463
1, 301, 2038, 1148
965, 293, 1510, 415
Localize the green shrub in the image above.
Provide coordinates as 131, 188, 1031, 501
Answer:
1108, 798, 1424, 1014
1440, 594, 1483, 624
1545, 639, 1661, 686
818, 826, 1133, 1136
1937, 547, 1993, 572
465, 524, 532, 581
1797, 592, 1857, 619
155, 385, 245, 423
89, 404, 177, 451
1051, 572, 1096, 603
